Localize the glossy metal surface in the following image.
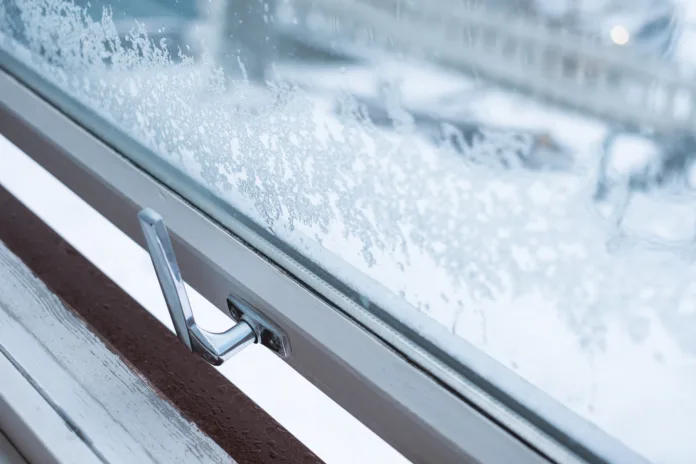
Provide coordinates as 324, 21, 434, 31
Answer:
227, 294, 291, 358
138, 208, 195, 350
138, 208, 256, 365
189, 323, 256, 366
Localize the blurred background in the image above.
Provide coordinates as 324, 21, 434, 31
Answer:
59, 0, 693, 222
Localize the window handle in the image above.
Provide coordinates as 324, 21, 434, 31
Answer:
138, 208, 289, 365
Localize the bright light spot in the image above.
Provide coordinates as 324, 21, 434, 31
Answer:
610, 25, 630, 45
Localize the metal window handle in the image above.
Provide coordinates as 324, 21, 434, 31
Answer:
138, 208, 289, 365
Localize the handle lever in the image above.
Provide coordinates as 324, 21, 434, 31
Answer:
138, 208, 289, 365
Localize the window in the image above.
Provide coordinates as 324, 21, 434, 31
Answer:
0, 0, 691, 462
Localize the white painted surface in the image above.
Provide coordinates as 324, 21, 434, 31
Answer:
0, 431, 27, 464
0, 352, 101, 464
0, 241, 235, 464
0, 134, 409, 464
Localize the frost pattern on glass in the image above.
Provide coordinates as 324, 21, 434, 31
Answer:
2, 1, 696, 462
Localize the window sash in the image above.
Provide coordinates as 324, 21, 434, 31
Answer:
0, 54, 647, 464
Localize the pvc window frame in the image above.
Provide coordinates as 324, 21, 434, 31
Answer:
0, 55, 647, 464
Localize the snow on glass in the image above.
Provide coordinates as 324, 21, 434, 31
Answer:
2, 1, 696, 462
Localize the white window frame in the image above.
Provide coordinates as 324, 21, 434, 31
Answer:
0, 53, 647, 464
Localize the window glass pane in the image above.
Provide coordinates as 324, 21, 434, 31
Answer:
1, 0, 693, 461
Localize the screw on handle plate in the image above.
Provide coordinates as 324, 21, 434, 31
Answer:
138, 208, 290, 365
